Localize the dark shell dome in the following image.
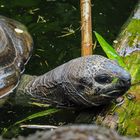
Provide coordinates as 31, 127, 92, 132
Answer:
0, 16, 33, 98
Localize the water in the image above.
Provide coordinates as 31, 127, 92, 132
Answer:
0, 0, 138, 137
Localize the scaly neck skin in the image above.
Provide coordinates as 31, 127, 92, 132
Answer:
13, 58, 82, 107
13, 74, 36, 106
13, 62, 69, 107
13, 74, 56, 106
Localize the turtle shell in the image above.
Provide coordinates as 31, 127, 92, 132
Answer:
0, 16, 33, 98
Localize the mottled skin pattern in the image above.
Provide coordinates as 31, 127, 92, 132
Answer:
16, 55, 131, 107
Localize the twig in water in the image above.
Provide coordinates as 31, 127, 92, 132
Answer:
20, 124, 58, 129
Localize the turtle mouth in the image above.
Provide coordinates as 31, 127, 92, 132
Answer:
98, 78, 131, 99
81, 79, 131, 106
83, 89, 124, 106
100, 89, 125, 98
99, 80, 131, 99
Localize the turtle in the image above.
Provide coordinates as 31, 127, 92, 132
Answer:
0, 16, 131, 108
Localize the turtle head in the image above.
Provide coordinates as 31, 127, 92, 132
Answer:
92, 57, 131, 104
70, 55, 131, 106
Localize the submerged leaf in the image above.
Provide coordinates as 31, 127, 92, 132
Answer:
1, 108, 61, 136
15, 108, 60, 125
94, 31, 126, 68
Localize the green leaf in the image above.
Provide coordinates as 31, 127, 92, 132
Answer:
94, 31, 126, 68
2, 108, 61, 136
15, 108, 60, 125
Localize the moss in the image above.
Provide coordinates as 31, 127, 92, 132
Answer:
122, 19, 140, 47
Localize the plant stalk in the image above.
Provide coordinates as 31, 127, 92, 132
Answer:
80, 0, 93, 56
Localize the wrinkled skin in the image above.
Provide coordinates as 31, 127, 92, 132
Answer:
16, 55, 131, 107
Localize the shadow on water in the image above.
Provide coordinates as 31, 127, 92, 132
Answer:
0, 0, 138, 138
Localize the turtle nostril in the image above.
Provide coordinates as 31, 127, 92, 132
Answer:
120, 71, 131, 87
119, 78, 131, 89
127, 79, 131, 86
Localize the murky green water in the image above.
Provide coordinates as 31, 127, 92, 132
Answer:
0, 0, 138, 138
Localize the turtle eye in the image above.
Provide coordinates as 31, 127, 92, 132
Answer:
95, 74, 112, 84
